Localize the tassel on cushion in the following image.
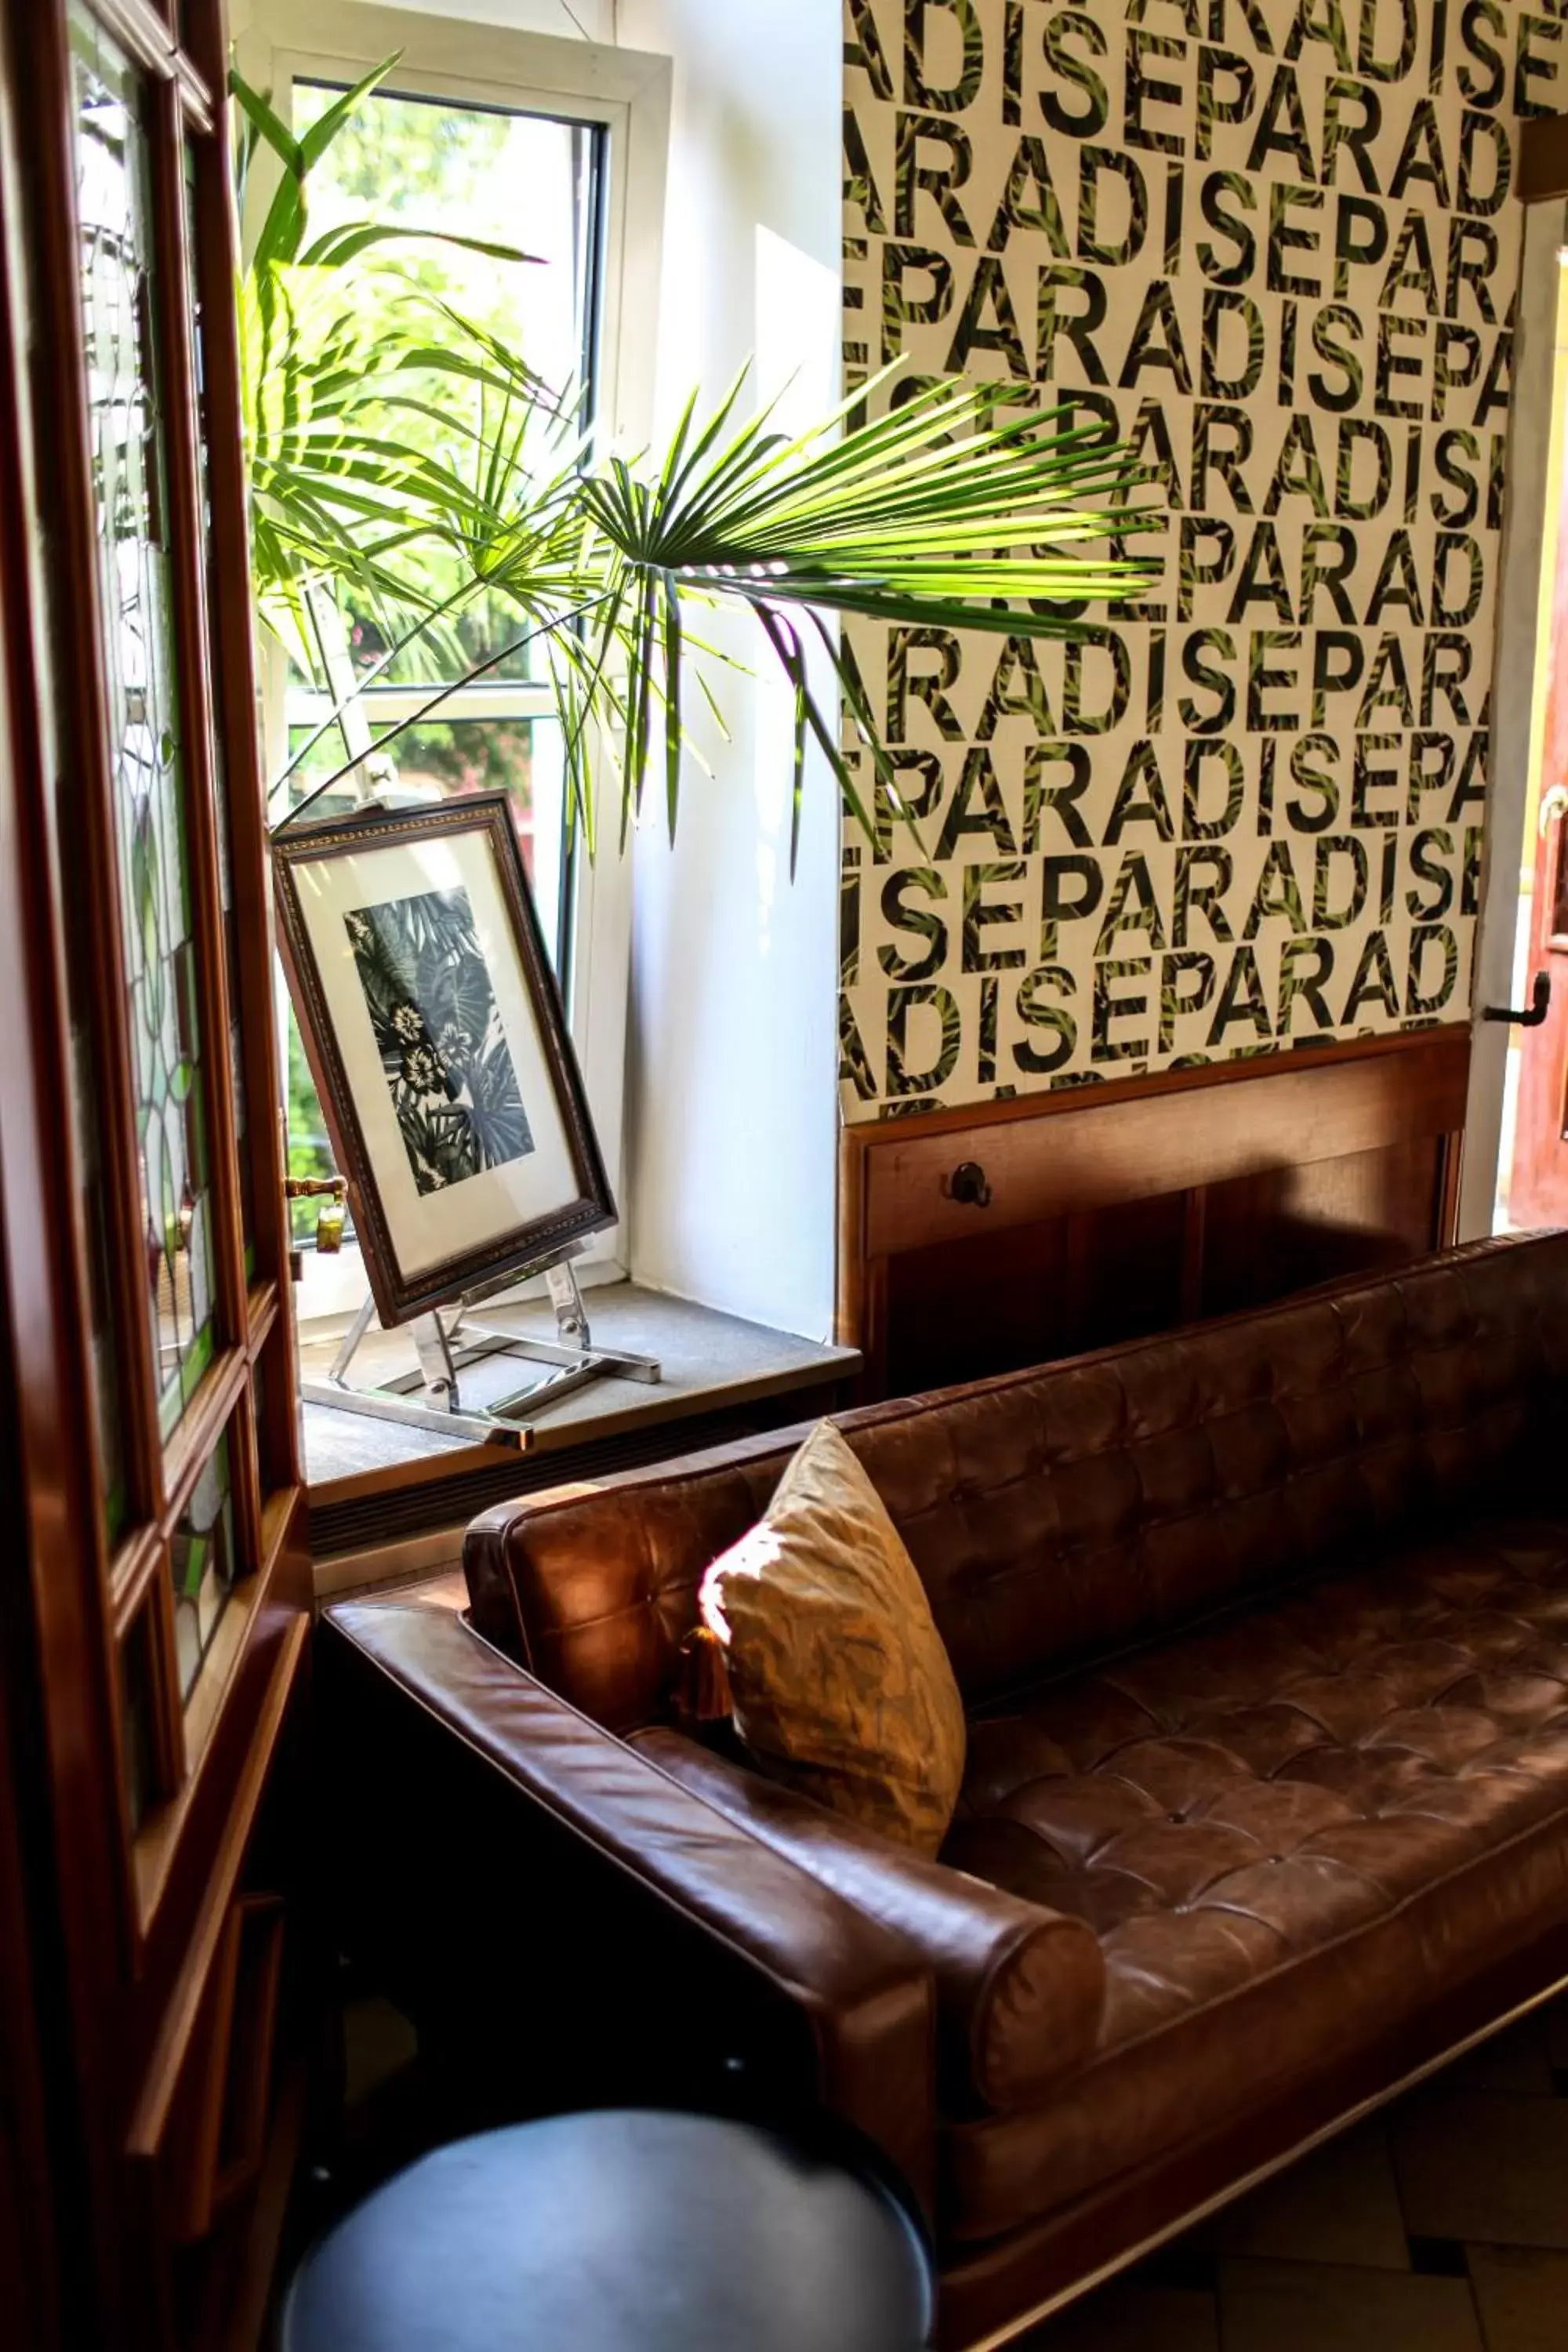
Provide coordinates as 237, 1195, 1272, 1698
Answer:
678, 1623, 734, 1723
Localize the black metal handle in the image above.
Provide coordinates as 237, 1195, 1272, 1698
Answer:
1483, 972, 1551, 1027
948, 1160, 993, 1208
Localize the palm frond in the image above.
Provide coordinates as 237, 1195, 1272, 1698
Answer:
574, 365, 1160, 842
234, 62, 1160, 859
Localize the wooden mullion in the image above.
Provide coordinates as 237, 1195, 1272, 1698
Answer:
132, 1519, 308, 1926
120, 1561, 182, 1846
258, 1485, 303, 1589
111, 1534, 184, 1857
108, 1523, 165, 1638
146, 85, 249, 1374
143, 1531, 189, 1791
158, 1341, 249, 1535
82, 0, 216, 129
255, 1285, 305, 1512
245, 1279, 278, 1362
174, 60, 213, 136
230, 1370, 266, 1584
19, 0, 165, 1532
182, 31, 303, 1497
242, 1290, 292, 1530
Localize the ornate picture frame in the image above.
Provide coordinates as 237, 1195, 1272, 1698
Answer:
273, 793, 614, 1325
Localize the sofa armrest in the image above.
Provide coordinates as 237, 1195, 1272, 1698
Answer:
321, 1601, 936, 2210
634, 1729, 1105, 2114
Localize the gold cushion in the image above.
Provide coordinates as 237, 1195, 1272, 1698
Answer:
697, 1421, 967, 1855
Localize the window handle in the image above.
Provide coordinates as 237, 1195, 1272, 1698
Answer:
1483, 972, 1551, 1027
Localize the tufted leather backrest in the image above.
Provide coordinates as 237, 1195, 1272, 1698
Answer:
464, 1234, 1568, 1733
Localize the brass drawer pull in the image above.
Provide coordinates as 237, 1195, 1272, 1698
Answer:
947, 1161, 993, 1208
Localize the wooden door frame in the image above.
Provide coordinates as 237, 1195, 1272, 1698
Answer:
1459, 133, 1568, 1236
0, 2, 312, 2340
0, 21, 141, 2328
1504, 423, 1568, 1227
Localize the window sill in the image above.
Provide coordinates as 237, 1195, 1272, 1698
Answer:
305, 1279, 860, 1581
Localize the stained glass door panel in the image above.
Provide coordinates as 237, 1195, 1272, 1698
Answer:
170, 1424, 236, 1700
0, 1, 313, 2318
72, 11, 218, 1437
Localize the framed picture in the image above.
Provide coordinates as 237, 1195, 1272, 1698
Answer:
273, 793, 615, 1325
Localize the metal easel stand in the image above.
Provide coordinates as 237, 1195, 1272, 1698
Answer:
299, 1257, 661, 1450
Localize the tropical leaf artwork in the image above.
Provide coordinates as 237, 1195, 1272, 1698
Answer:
343, 887, 533, 1194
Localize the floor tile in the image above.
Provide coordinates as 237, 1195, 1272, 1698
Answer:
1025, 2281, 1218, 2351
1191, 2122, 1409, 2270
1127, 2246, 1216, 2292
1467, 2245, 1568, 2352
1392, 2092, 1568, 2249
1408, 2237, 1470, 2276
1443, 2020, 1555, 2098
1217, 2259, 1483, 2352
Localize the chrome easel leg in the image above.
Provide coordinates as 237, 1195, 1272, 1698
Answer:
298, 1376, 528, 1448
409, 1311, 460, 1405
462, 1261, 660, 1425
303, 1264, 662, 1444
308, 1290, 528, 1445
327, 1290, 378, 1385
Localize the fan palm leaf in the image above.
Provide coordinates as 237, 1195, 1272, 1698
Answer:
234, 61, 1160, 866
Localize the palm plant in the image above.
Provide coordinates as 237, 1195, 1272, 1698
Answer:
236, 60, 1160, 868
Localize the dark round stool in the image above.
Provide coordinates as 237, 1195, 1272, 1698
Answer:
282, 2110, 935, 2351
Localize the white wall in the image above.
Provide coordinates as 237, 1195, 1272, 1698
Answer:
615, 0, 843, 1339
242, 0, 845, 1340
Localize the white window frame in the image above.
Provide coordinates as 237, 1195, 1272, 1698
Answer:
237, 0, 670, 1323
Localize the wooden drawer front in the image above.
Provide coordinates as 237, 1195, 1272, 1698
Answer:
862, 1036, 1470, 1262
840, 1031, 1472, 1399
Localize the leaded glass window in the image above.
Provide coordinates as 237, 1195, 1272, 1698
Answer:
24, 376, 129, 1541
118, 1604, 162, 1835
10, 0, 303, 1925
171, 1427, 235, 1702
72, 12, 218, 1434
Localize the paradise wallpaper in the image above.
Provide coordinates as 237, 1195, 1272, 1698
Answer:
838, 0, 1564, 1118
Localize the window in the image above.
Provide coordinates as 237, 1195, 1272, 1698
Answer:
277, 76, 604, 968
247, 19, 655, 1304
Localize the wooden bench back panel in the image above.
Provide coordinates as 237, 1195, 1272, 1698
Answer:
838, 1030, 1471, 1399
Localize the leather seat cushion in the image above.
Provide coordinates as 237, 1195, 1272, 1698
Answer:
466, 1238, 1563, 1737
939, 1506, 1568, 2241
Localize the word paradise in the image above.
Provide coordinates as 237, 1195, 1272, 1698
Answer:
837, 0, 1560, 1114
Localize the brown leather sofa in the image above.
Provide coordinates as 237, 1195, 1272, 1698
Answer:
323, 1231, 1568, 2350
